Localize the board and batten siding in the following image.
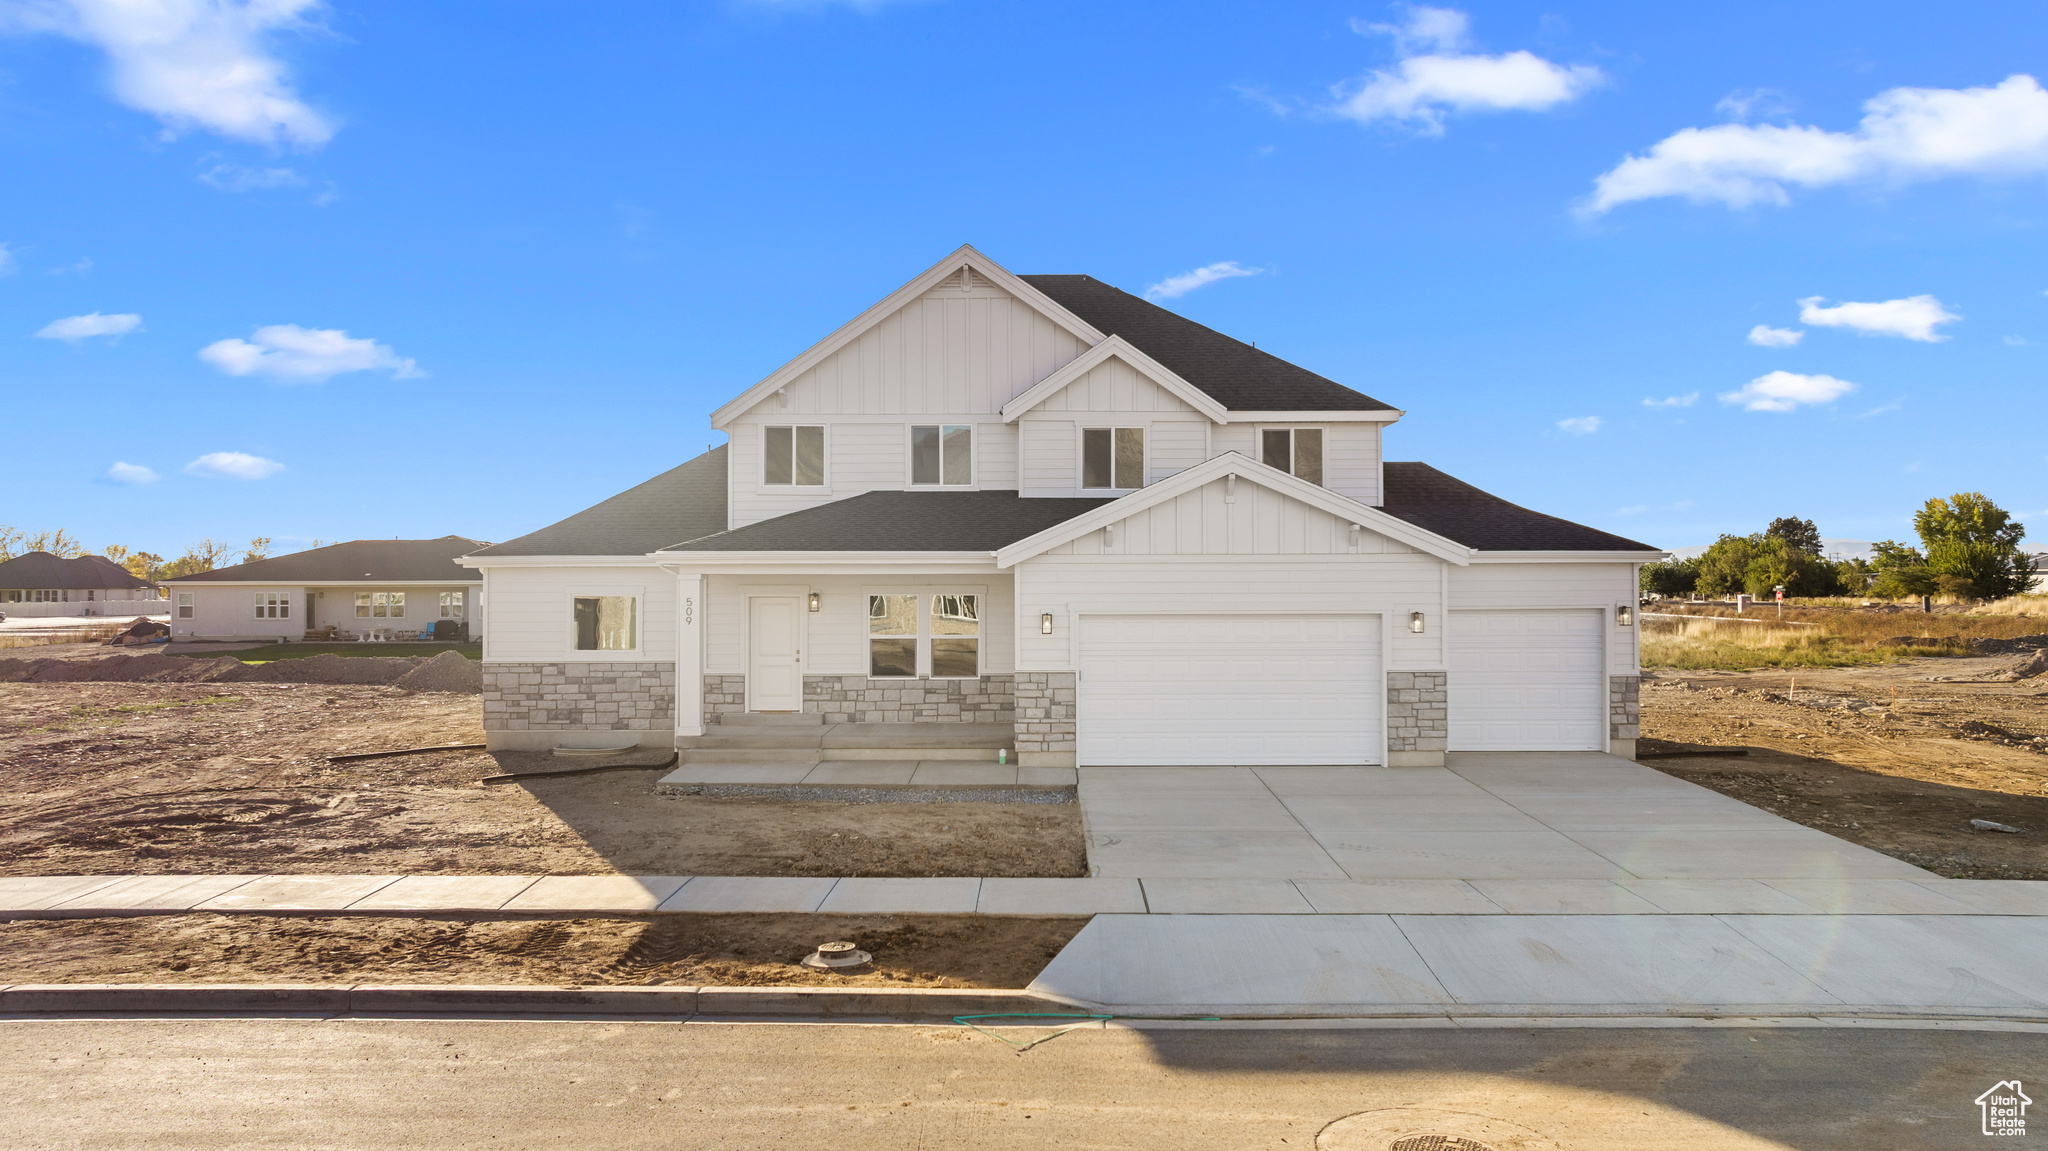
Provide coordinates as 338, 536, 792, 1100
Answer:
704, 573, 1015, 677
1209, 423, 1381, 506
482, 565, 675, 663
1447, 562, 1640, 675
1013, 477, 1446, 672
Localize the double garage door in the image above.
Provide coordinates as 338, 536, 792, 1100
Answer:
1078, 614, 1381, 766
1448, 609, 1606, 751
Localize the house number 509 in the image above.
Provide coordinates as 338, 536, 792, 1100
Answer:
684, 597, 694, 625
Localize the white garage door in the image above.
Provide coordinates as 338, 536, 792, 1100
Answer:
1078, 614, 1381, 766
1448, 610, 1606, 751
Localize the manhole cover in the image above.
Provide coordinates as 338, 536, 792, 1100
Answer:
1390, 1137, 1498, 1151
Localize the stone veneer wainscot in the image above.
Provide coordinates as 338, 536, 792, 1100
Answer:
1386, 670, 1448, 767
484, 662, 675, 731
1013, 671, 1076, 767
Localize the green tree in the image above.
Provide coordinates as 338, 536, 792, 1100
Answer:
1913, 493, 2037, 599
1765, 516, 1824, 556
1741, 537, 1845, 598
1869, 540, 1936, 599
1640, 557, 1700, 597
1694, 535, 1759, 598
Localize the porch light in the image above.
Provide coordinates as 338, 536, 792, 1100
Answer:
1040, 612, 1054, 635
1408, 611, 1425, 634
808, 591, 820, 613
1616, 604, 1635, 627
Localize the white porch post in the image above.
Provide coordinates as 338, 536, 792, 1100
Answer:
674, 571, 706, 741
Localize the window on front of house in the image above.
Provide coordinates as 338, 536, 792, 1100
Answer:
573, 595, 636, 651
1082, 427, 1145, 490
763, 425, 825, 486
440, 591, 465, 619
910, 424, 973, 485
254, 592, 290, 619
930, 594, 979, 677
1261, 428, 1324, 486
355, 591, 405, 618
868, 594, 917, 678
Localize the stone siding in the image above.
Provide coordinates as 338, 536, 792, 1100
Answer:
1386, 670, 1448, 753
702, 674, 747, 727
1609, 674, 1641, 742
484, 662, 674, 731
802, 675, 1014, 723
1013, 671, 1076, 754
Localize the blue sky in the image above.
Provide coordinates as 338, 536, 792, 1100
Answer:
3, 0, 2044, 559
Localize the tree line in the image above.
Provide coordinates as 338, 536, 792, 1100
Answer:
1641, 493, 2039, 602
0, 528, 325, 580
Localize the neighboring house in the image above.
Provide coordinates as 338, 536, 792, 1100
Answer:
464, 246, 1661, 764
0, 552, 163, 617
164, 537, 487, 643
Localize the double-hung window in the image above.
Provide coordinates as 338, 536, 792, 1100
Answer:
910, 425, 972, 486
439, 591, 466, 619
356, 591, 405, 618
573, 595, 636, 651
1082, 427, 1145, 490
176, 592, 194, 619
254, 592, 290, 619
1261, 427, 1324, 485
867, 593, 980, 678
763, 425, 825, 486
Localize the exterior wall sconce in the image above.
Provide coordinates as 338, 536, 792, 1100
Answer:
1615, 603, 1634, 627
1104, 523, 1116, 547
808, 591, 820, 612
1040, 612, 1054, 635
1409, 611, 1426, 634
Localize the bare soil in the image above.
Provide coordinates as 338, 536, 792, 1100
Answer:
1642, 653, 2048, 878
0, 682, 1086, 879
0, 913, 1087, 988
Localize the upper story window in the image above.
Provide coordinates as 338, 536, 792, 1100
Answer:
911, 425, 973, 486
1261, 428, 1324, 486
764, 425, 825, 486
1082, 427, 1145, 490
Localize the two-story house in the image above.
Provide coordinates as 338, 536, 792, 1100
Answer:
463, 246, 1661, 768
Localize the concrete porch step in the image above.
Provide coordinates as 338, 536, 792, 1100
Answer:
822, 722, 1011, 750
712, 712, 824, 727
679, 720, 1014, 765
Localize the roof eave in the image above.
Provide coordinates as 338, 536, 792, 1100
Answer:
1221, 409, 1405, 424
1464, 550, 1669, 563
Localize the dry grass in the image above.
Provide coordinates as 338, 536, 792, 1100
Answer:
1641, 603, 2048, 670
0, 622, 130, 650
1976, 594, 2048, 617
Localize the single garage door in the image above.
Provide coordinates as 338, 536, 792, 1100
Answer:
1448, 609, 1606, 751
1078, 614, 1381, 766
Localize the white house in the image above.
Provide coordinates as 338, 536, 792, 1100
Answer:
0, 552, 163, 617
464, 246, 1662, 765
165, 537, 487, 643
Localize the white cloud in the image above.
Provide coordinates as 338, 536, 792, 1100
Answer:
198, 324, 423, 383
0, 243, 15, 276
1614, 504, 1648, 516
104, 461, 159, 484
49, 256, 93, 275
1330, 5, 1602, 135
1144, 261, 1265, 301
1587, 74, 2048, 212
198, 161, 305, 192
1797, 294, 1959, 341
1747, 324, 1804, 347
1641, 392, 1698, 408
6, 0, 336, 148
35, 311, 142, 341
1719, 370, 1857, 412
184, 450, 283, 479
2006, 335, 2029, 346
1716, 88, 1793, 122
1556, 415, 1602, 434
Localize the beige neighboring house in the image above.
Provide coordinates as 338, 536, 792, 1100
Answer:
164, 537, 487, 643
0, 552, 164, 617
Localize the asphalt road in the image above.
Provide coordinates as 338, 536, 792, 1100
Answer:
0, 1017, 2037, 1149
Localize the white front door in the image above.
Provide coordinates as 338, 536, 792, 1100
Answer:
1078, 614, 1382, 766
748, 597, 802, 712
1448, 609, 1606, 751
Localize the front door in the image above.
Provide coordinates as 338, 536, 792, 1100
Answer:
748, 596, 802, 712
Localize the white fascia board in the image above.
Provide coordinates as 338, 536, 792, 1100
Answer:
1221, 409, 1406, 424
1466, 550, 1670, 563
169, 578, 480, 586
457, 555, 667, 569
994, 452, 1473, 568
648, 550, 996, 568
999, 336, 1227, 424
709, 245, 1107, 430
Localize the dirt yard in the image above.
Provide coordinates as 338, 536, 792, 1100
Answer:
0, 913, 1088, 988
1642, 652, 2048, 879
0, 681, 1087, 879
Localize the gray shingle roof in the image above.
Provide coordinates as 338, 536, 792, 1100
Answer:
0, 552, 155, 590
663, 489, 1117, 553
167, 537, 488, 583
1021, 274, 1396, 413
469, 447, 730, 557
1382, 463, 1659, 553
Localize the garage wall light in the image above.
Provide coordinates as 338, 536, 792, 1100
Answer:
1615, 604, 1634, 627
1408, 611, 1425, 634
808, 592, 820, 613
1040, 612, 1054, 635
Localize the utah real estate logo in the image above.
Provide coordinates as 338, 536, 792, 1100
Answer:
1977, 1080, 2030, 1137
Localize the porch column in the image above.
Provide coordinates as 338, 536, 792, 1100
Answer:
673, 571, 706, 740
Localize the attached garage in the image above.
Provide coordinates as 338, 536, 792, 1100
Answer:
1078, 613, 1382, 766
1448, 609, 1606, 751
